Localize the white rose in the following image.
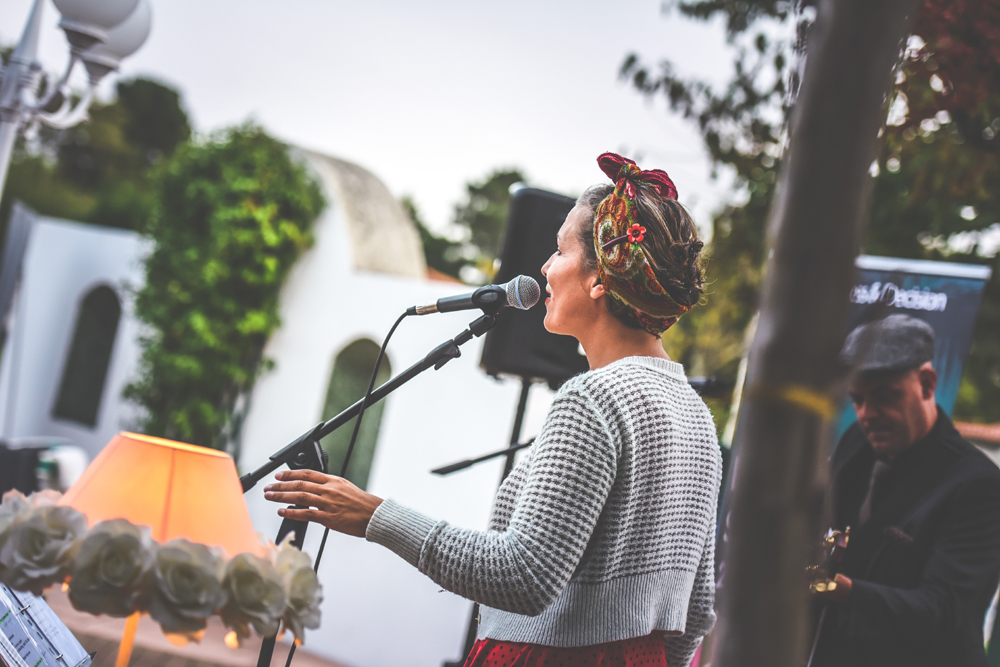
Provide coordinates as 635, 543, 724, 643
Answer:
0, 505, 88, 595
145, 539, 227, 641
220, 553, 287, 641
68, 519, 154, 617
274, 540, 322, 644
0, 491, 29, 539
0, 491, 30, 581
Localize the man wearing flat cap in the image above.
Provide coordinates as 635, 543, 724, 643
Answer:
811, 314, 1000, 667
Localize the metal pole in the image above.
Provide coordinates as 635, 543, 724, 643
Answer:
446, 377, 533, 667
0, 123, 19, 200
0, 0, 46, 444
712, 1, 916, 666
0, 0, 44, 197
501, 378, 531, 480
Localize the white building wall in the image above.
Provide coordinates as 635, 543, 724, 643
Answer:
0, 218, 147, 462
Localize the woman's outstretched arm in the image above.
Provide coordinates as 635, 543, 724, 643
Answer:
264, 385, 617, 616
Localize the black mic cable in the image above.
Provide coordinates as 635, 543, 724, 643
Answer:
286, 310, 410, 667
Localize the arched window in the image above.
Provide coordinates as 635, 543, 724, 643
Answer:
52, 285, 122, 427
321, 339, 392, 490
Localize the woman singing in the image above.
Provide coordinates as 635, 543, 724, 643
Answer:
264, 153, 722, 667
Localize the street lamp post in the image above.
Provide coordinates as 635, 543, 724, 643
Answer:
0, 0, 151, 194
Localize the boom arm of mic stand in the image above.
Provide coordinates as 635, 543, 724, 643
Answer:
431, 439, 535, 476
240, 312, 497, 493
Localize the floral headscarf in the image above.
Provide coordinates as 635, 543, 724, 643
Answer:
593, 152, 693, 337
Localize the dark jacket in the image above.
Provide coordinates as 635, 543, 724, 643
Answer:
814, 410, 1000, 667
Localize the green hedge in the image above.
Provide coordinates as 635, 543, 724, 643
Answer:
125, 125, 325, 452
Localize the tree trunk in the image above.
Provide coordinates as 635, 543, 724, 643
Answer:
712, 1, 917, 665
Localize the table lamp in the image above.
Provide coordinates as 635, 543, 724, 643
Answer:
60, 432, 263, 666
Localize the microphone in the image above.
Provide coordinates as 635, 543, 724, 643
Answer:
408, 275, 541, 316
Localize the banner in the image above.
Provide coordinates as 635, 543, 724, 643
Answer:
836, 254, 993, 436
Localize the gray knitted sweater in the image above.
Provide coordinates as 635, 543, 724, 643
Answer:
366, 356, 722, 666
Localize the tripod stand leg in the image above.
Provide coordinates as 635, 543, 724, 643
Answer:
501, 379, 531, 480
257, 510, 310, 667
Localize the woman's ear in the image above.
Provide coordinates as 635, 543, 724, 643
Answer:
589, 274, 605, 300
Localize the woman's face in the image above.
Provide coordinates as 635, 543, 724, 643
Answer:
541, 205, 602, 337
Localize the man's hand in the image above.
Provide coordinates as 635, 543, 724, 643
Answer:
263, 469, 384, 538
809, 573, 853, 604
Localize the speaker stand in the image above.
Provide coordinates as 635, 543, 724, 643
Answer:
442, 377, 532, 667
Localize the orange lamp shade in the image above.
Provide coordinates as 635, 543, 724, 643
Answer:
60, 432, 263, 558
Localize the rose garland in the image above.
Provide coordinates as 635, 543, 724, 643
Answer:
0, 490, 321, 646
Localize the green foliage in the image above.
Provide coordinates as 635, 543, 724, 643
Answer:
454, 169, 525, 263
1, 153, 93, 223
625, 0, 1000, 424
124, 125, 325, 450
115, 78, 192, 160
871, 0, 1000, 423
404, 168, 525, 284
0, 77, 191, 232
621, 1, 805, 415
402, 196, 467, 280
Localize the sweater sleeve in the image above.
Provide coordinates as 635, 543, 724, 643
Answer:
366, 386, 617, 616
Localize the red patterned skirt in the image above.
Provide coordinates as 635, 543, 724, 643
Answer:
462, 633, 671, 667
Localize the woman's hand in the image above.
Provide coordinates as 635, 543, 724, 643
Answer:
263, 470, 383, 538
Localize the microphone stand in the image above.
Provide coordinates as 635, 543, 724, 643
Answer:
429, 439, 534, 476
242, 312, 497, 667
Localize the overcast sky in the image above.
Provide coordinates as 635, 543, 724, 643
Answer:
1, 0, 738, 237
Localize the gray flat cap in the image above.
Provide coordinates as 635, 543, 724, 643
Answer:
841, 314, 935, 375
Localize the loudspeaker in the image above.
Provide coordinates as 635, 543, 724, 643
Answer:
480, 187, 590, 387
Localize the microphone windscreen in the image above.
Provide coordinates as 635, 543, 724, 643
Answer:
505, 275, 541, 310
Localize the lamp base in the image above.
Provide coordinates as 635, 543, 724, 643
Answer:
115, 612, 140, 667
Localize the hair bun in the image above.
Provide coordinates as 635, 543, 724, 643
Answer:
667, 240, 703, 266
